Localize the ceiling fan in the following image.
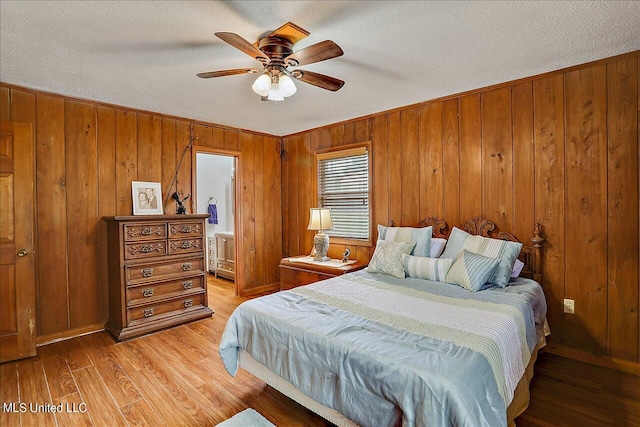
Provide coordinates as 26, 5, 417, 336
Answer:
197, 22, 345, 101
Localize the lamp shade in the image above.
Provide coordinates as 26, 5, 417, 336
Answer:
267, 81, 285, 101
252, 74, 272, 97
279, 75, 297, 97
307, 208, 333, 231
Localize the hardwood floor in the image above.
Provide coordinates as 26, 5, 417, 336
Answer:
517, 353, 640, 427
1, 275, 638, 427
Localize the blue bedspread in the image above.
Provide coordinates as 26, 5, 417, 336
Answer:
219, 271, 547, 427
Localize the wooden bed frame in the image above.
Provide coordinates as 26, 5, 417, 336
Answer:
411, 216, 544, 283
240, 217, 545, 426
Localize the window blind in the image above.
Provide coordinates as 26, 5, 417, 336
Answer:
317, 147, 369, 240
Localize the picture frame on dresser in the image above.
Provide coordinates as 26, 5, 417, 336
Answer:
132, 181, 163, 215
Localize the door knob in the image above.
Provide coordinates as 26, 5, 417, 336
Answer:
17, 249, 28, 257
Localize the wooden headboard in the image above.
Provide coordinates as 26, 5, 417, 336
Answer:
389, 216, 544, 283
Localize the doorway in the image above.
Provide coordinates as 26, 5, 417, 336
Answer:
192, 146, 241, 295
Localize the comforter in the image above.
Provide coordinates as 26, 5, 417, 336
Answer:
219, 270, 547, 427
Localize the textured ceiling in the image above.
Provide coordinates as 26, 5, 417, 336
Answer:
1, 1, 639, 136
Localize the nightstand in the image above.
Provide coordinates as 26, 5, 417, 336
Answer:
279, 256, 366, 291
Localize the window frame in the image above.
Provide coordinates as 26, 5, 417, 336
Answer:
313, 141, 373, 247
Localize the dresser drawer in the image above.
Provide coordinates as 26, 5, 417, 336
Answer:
124, 223, 167, 241
217, 260, 235, 271
124, 240, 167, 260
169, 222, 204, 238
279, 267, 330, 290
127, 293, 205, 325
277, 257, 367, 291
168, 237, 204, 255
126, 257, 205, 282
126, 275, 205, 306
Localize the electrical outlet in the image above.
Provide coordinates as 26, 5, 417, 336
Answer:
563, 298, 575, 314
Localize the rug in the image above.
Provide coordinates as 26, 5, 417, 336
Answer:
216, 408, 275, 427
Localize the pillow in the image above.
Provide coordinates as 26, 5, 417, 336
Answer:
439, 227, 523, 288
461, 235, 522, 288
445, 250, 500, 292
377, 225, 432, 258
366, 240, 416, 279
403, 254, 452, 282
430, 238, 447, 258
511, 258, 525, 278
439, 227, 470, 260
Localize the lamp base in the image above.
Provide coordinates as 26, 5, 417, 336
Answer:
313, 232, 330, 262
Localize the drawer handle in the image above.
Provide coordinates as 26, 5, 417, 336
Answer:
181, 241, 193, 249
184, 299, 193, 308
183, 280, 193, 290
181, 225, 192, 233
182, 262, 192, 271
141, 227, 153, 235
141, 268, 154, 278
142, 288, 154, 297
141, 245, 154, 253
143, 308, 154, 318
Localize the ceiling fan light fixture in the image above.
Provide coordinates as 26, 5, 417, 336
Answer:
198, 24, 345, 101
252, 73, 272, 97
279, 75, 297, 97
267, 81, 285, 101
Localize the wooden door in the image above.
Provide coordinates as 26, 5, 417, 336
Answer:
0, 121, 36, 362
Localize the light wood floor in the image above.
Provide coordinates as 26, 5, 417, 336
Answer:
1, 276, 638, 427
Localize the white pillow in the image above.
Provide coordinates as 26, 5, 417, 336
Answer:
430, 238, 447, 258
511, 258, 525, 278
403, 254, 452, 282
366, 240, 416, 279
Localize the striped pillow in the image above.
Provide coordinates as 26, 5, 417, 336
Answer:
402, 255, 452, 282
461, 235, 522, 288
378, 225, 432, 258
445, 250, 500, 292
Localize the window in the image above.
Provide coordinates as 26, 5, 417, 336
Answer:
316, 145, 370, 241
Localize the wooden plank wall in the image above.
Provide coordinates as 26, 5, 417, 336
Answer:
0, 85, 283, 339
281, 52, 640, 365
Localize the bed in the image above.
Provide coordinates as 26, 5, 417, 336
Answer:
219, 217, 548, 427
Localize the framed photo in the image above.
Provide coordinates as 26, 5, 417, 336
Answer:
132, 181, 163, 215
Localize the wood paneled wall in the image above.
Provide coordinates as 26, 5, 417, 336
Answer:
0, 85, 283, 340
282, 52, 640, 365
1, 51, 638, 367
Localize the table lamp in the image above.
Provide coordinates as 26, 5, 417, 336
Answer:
307, 208, 334, 262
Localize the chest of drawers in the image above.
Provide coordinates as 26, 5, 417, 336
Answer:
103, 214, 213, 341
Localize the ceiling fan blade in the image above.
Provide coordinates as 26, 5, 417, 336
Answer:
197, 68, 259, 78
215, 32, 270, 63
285, 40, 343, 67
292, 70, 345, 92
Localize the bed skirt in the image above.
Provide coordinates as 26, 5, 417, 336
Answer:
238, 335, 546, 427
